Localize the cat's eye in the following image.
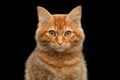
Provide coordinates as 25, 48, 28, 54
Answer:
49, 30, 56, 36
64, 31, 72, 37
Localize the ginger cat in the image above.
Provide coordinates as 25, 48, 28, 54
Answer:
25, 6, 87, 80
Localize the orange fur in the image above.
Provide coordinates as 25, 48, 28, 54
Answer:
25, 6, 87, 80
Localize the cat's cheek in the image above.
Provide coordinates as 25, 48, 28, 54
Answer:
64, 43, 71, 48
44, 34, 52, 41
70, 35, 76, 42
50, 43, 58, 49
50, 43, 55, 47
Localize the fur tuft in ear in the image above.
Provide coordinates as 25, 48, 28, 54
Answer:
67, 6, 82, 24
37, 7, 52, 24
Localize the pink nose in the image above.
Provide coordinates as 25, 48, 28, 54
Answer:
57, 41, 63, 45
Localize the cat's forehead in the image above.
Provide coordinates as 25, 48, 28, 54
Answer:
50, 14, 71, 31
53, 14, 67, 25
49, 26, 72, 31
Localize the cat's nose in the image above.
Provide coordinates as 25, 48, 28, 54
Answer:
57, 40, 63, 46
57, 36, 63, 46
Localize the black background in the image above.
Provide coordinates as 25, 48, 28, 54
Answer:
2, 0, 115, 80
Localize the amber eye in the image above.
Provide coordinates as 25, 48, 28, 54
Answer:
49, 30, 56, 36
64, 31, 72, 37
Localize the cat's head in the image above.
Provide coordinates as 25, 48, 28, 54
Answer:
35, 6, 85, 52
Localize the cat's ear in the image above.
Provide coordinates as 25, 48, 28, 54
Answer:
37, 7, 52, 24
67, 6, 82, 24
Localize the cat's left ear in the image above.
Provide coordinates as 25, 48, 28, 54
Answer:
67, 6, 82, 24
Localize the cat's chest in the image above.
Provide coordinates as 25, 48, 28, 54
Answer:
39, 56, 81, 75
37, 53, 82, 79
46, 64, 81, 80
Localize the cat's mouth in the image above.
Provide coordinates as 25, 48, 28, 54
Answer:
54, 45, 70, 52
50, 43, 70, 52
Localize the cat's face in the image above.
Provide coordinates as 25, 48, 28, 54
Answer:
35, 6, 85, 52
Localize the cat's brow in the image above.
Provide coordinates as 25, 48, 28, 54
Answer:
49, 27, 56, 31
65, 27, 72, 31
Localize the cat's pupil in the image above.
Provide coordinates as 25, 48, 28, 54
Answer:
49, 30, 56, 36
64, 31, 71, 37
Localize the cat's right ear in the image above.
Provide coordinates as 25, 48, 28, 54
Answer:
37, 7, 52, 24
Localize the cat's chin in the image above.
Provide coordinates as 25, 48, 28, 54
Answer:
55, 48, 65, 52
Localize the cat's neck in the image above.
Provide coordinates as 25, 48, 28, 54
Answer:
35, 46, 83, 58
34, 46, 84, 68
